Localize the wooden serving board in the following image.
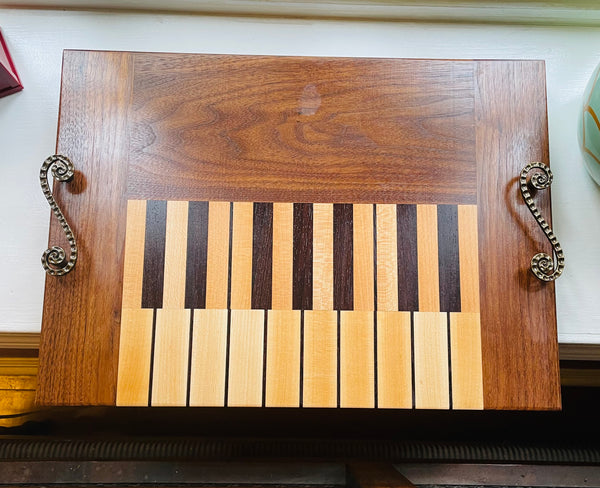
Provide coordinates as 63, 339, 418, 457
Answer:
38, 51, 560, 410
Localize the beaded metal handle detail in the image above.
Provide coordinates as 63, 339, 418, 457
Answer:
519, 162, 564, 282
40, 154, 78, 276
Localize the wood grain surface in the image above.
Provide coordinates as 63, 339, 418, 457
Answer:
116, 308, 153, 406
38, 52, 560, 410
457, 205, 480, 313
450, 312, 483, 410
416, 205, 440, 313
38, 51, 134, 406
353, 204, 375, 312
116, 197, 489, 410
189, 309, 228, 407
303, 310, 337, 408
376, 205, 399, 312
127, 55, 476, 204
272, 203, 294, 310
396, 205, 419, 312
227, 309, 265, 407
265, 310, 301, 407
376, 311, 412, 409
252, 203, 274, 310
414, 312, 450, 410
475, 61, 560, 410
340, 311, 375, 408
312, 203, 334, 311
151, 309, 190, 406
293, 204, 313, 310
141, 200, 167, 309
205, 202, 230, 310
334, 204, 354, 311
437, 205, 461, 313
121, 200, 146, 309
230, 202, 254, 310
162, 201, 189, 309
185, 201, 209, 310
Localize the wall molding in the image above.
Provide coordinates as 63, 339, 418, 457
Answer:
0, 333, 39, 350
3, 1, 600, 26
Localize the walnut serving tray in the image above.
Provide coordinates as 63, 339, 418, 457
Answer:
38, 51, 560, 410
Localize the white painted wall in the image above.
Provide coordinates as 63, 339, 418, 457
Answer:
0, 8, 599, 342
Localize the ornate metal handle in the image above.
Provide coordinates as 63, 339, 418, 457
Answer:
40, 154, 78, 276
519, 162, 564, 282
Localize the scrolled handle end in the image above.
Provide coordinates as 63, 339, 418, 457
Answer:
531, 251, 564, 282
41, 245, 77, 276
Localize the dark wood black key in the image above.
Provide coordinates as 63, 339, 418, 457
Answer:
252, 202, 273, 310
185, 201, 209, 309
141, 200, 167, 309
333, 203, 353, 311
293, 203, 313, 310
437, 204, 461, 312
396, 204, 418, 311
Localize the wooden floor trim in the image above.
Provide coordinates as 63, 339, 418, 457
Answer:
0, 357, 39, 376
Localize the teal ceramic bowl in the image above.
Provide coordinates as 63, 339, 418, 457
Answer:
579, 64, 600, 185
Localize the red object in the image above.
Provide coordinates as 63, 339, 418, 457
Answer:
0, 30, 23, 98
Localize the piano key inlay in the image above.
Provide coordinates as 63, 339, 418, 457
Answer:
117, 199, 483, 409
